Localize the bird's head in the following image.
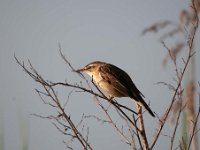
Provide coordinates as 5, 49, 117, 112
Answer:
77, 61, 105, 77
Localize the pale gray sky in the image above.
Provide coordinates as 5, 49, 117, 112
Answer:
0, 0, 199, 150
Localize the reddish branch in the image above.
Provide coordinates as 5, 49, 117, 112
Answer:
136, 105, 149, 149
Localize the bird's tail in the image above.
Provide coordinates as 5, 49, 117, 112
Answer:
137, 99, 155, 117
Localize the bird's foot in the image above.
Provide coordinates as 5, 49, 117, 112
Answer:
108, 96, 114, 101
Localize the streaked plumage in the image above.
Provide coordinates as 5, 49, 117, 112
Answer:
77, 61, 155, 117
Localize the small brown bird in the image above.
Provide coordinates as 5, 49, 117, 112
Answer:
77, 61, 155, 117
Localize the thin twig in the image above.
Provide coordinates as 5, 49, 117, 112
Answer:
170, 100, 183, 150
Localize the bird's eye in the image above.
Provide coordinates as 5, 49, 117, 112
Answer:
86, 66, 91, 70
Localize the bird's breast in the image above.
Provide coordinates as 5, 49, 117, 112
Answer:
89, 72, 124, 97
89, 72, 103, 83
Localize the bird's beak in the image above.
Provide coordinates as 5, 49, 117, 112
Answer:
76, 68, 85, 72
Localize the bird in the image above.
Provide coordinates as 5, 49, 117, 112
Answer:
77, 61, 155, 117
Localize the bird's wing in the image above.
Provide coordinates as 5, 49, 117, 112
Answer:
100, 64, 155, 117
99, 64, 144, 100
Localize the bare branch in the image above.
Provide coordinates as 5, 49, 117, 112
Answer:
170, 100, 183, 150
132, 114, 143, 150
136, 105, 149, 149
150, 1, 199, 148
